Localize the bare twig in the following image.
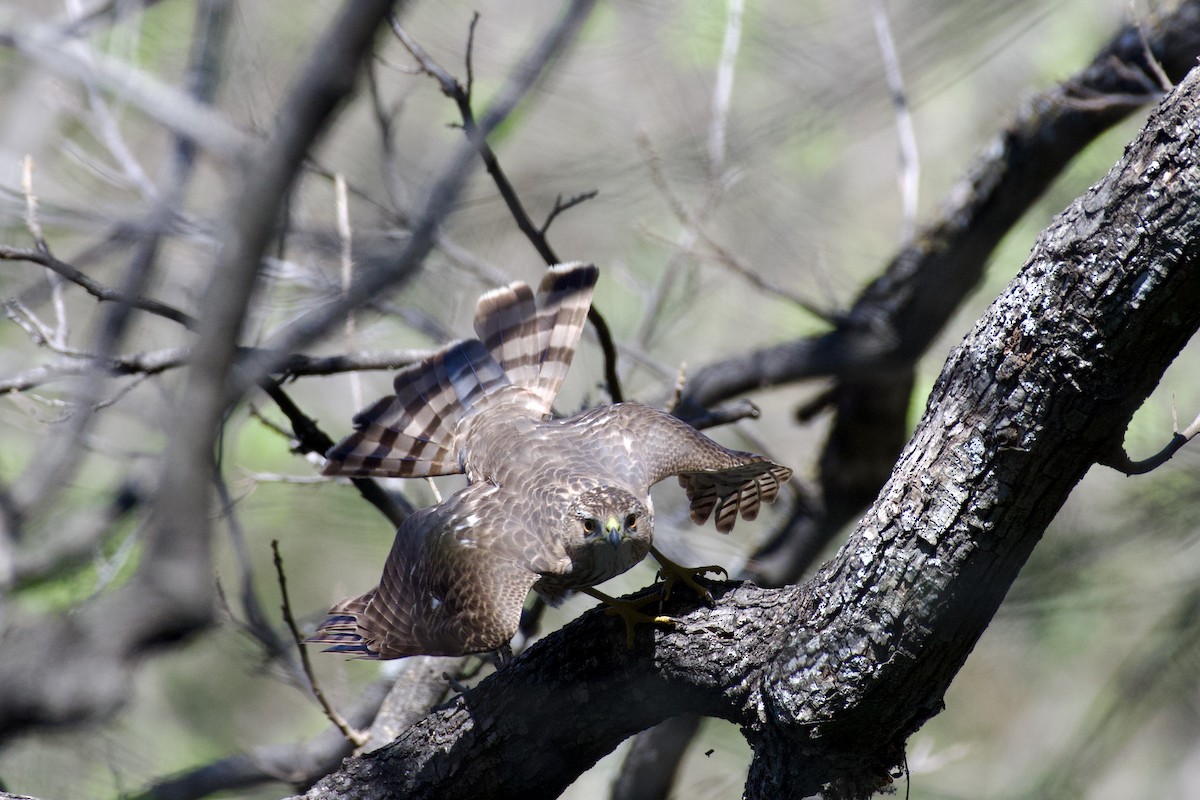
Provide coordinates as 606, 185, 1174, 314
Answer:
0, 347, 430, 397
677, 398, 761, 431
20, 157, 67, 350
707, 0, 743, 177
464, 12, 480, 105
540, 190, 599, 237
637, 139, 833, 321
215, 466, 302, 685
274, 348, 430, 377
1099, 402, 1200, 475
0, 346, 190, 395
4, 298, 66, 349
258, 380, 411, 528
633, 0, 742, 361
81, 71, 160, 201
21, 156, 47, 248
335, 173, 364, 411
868, 0, 920, 243
0, 245, 199, 329
664, 362, 687, 414
230, 1, 597, 403
637, 224, 834, 321
272, 540, 367, 748
1136, 19, 1174, 92
242, 472, 331, 485
389, 12, 624, 402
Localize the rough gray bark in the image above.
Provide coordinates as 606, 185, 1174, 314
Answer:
298, 66, 1200, 800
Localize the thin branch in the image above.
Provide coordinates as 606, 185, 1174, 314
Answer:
81, 67, 160, 201
334, 173, 364, 411
464, 12, 480, 106
664, 362, 687, 414
214, 467, 301, 686
633, 0, 743, 361
274, 348, 430, 377
637, 140, 833, 321
258, 380, 411, 527
0, 22, 251, 162
868, 0, 920, 243
21, 156, 47, 248
1099, 403, 1200, 475
230, 1, 597, 403
0, 347, 429, 396
0, 346, 190, 395
0, 244, 199, 329
1136, 17, 1174, 92
5, 297, 65, 349
20, 156, 67, 350
389, 12, 624, 402
271, 540, 367, 748
637, 224, 834, 321
707, 0, 743, 177
675, 398, 762, 431
540, 190, 598, 237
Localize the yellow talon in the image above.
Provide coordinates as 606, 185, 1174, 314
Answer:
650, 545, 727, 604
581, 587, 676, 647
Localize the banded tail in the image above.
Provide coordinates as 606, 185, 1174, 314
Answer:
323, 263, 599, 478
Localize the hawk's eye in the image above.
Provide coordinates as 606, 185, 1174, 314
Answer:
582, 518, 598, 535
624, 513, 638, 530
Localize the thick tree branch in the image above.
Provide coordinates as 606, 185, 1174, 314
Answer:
300, 62, 1200, 800
682, 0, 1200, 407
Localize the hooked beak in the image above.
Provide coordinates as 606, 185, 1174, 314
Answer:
605, 516, 622, 546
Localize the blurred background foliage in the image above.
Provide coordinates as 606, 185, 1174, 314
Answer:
1, 0, 1198, 798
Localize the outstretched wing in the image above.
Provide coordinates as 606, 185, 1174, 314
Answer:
474, 262, 598, 414
309, 485, 547, 658
599, 402, 792, 534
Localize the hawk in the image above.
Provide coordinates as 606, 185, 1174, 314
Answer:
312, 263, 791, 658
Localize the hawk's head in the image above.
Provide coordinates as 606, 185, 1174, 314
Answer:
563, 486, 652, 584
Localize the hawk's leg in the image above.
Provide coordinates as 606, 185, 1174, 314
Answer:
580, 587, 676, 647
649, 545, 727, 605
